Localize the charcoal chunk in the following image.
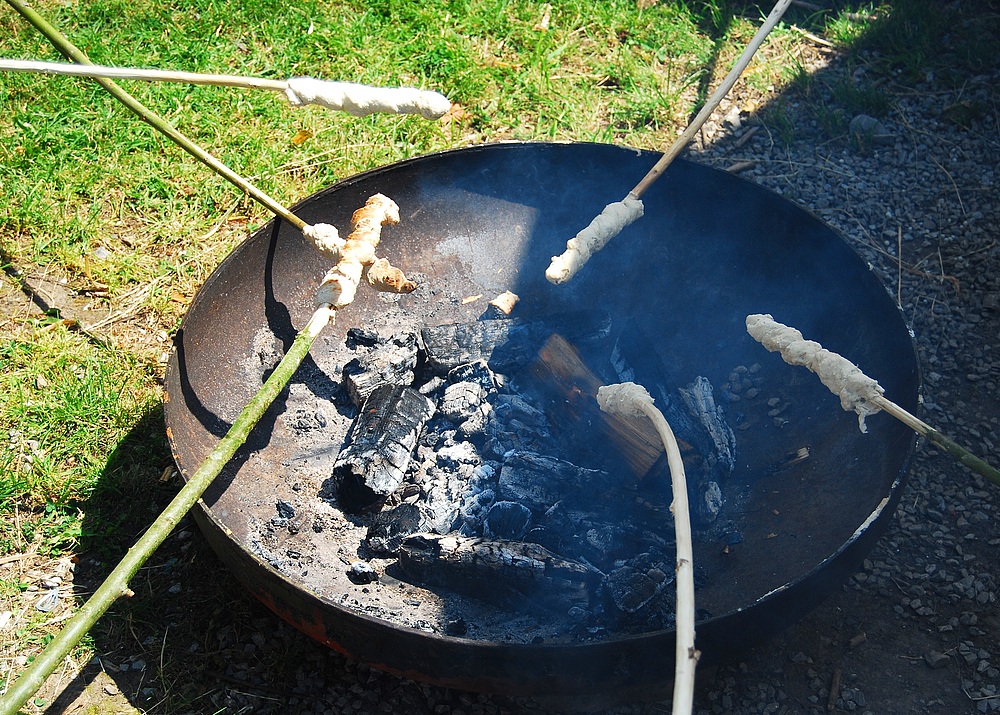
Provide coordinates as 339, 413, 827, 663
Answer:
484, 500, 532, 540
419, 311, 612, 376
439, 382, 487, 422
605, 554, 673, 614
346, 327, 380, 349
365, 503, 426, 555
498, 451, 616, 512
347, 561, 379, 584
332, 384, 435, 513
447, 360, 497, 390
485, 394, 552, 456
342, 332, 419, 407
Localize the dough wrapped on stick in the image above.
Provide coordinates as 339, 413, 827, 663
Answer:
746, 313, 1000, 487
545, 196, 644, 285
0, 60, 452, 120
545, 0, 793, 285
745, 313, 884, 432
316, 194, 417, 309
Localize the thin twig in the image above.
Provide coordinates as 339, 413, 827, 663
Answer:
897, 225, 903, 308
792, 26, 835, 48
929, 155, 968, 217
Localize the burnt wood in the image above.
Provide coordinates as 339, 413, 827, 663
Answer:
397, 532, 602, 609
341, 332, 419, 407
333, 384, 435, 513
419, 310, 612, 376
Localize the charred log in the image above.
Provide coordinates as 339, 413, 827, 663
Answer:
498, 451, 621, 512
332, 384, 435, 513
365, 502, 427, 556
419, 311, 612, 376
342, 332, 419, 407
678, 376, 737, 474
397, 532, 602, 609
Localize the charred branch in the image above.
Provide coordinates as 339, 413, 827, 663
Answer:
397, 532, 602, 609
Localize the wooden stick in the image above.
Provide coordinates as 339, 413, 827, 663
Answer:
0, 58, 452, 118
546, 0, 793, 285
3, 0, 307, 229
598, 383, 699, 715
0, 304, 335, 715
0, 58, 288, 90
874, 395, 1000, 488
629, 0, 794, 199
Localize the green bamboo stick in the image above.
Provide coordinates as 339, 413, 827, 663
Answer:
3, 0, 307, 230
875, 396, 1000, 488
0, 304, 335, 715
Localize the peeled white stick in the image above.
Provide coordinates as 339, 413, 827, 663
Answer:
747, 314, 1000, 488
597, 382, 699, 715
0, 58, 453, 119
545, 0, 793, 285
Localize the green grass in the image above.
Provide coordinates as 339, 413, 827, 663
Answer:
0, 328, 160, 509
1, 0, 994, 706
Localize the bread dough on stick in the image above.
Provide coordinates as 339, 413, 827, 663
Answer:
367, 257, 417, 294
285, 78, 452, 120
545, 195, 644, 284
746, 313, 885, 432
316, 194, 412, 308
302, 222, 344, 259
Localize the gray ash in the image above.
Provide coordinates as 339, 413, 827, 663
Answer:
298, 311, 738, 639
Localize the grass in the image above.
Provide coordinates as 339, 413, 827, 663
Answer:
0, 0, 995, 709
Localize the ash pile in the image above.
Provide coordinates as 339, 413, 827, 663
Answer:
318, 309, 737, 635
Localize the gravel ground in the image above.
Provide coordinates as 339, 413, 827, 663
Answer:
23, 17, 1000, 715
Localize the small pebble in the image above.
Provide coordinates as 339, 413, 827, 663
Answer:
347, 561, 378, 585
924, 651, 951, 669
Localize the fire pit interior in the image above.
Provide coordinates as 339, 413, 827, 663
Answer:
164, 142, 919, 700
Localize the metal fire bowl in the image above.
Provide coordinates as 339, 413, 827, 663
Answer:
164, 142, 919, 702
